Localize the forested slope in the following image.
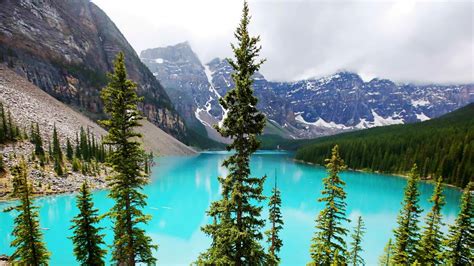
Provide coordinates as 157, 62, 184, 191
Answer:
295, 103, 474, 187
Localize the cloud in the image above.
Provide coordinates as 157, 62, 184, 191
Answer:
92, 0, 473, 84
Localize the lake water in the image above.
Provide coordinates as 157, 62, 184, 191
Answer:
0, 151, 462, 265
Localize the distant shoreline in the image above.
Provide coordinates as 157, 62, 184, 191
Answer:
292, 158, 463, 191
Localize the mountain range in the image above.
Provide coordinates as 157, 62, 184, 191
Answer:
295, 103, 474, 187
141, 42, 474, 140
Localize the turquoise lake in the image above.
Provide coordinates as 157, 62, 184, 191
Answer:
0, 151, 463, 265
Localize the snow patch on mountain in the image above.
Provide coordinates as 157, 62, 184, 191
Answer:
355, 119, 370, 129
371, 110, 404, 126
195, 107, 213, 128
411, 99, 430, 107
295, 114, 349, 129
318, 74, 341, 86
204, 64, 227, 126
416, 112, 430, 121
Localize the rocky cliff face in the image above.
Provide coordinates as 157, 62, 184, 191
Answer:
142, 42, 474, 139
140, 42, 228, 142
141, 42, 224, 125
0, 0, 186, 140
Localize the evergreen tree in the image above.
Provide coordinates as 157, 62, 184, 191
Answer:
349, 216, 365, 266
195, 2, 267, 265
52, 125, 63, 176
0, 153, 4, 173
100, 52, 157, 265
47, 140, 52, 162
81, 161, 89, 176
416, 176, 445, 264
392, 165, 423, 264
265, 171, 284, 265
379, 239, 393, 266
310, 145, 350, 264
54, 157, 63, 176
0, 102, 5, 143
52, 124, 63, 163
70, 182, 106, 265
197, 1, 267, 264
72, 157, 81, 172
443, 182, 473, 265
20, 126, 27, 140
0, 104, 20, 143
80, 127, 88, 161
29, 122, 35, 142
6, 159, 50, 264
75, 132, 81, 159
66, 137, 74, 161
144, 152, 154, 175
7, 109, 14, 140
32, 123, 44, 156
87, 128, 92, 159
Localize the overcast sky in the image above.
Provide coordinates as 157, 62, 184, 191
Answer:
91, 0, 473, 84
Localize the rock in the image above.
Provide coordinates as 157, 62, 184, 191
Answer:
0, 254, 9, 263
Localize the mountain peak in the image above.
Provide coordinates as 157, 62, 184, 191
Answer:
140, 41, 200, 65
207, 57, 224, 66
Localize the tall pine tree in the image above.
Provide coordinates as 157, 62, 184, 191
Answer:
66, 137, 74, 161
348, 216, 365, 266
52, 124, 63, 163
310, 145, 350, 264
443, 182, 473, 264
70, 182, 106, 265
198, 1, 267, 264
392, 164, 423, 264
75, 132, 81, 159
52, 124, 63, 176
379, 238, 394, 266
265, 171, 284, 265
32, 123, 44, 157
416, 176, 445, 264
0, 104, 19, 143
6, 159, 50, 265
100, 52, 157, 265
0, 102, 5, 143
0, 154, 4, 173
7, 109, 14, 140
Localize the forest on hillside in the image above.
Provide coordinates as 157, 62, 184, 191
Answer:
295, 103, 474, 187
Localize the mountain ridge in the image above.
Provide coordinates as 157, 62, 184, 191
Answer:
294, 103, 474, 187
0, 0, 187, 141
141, 42, 474, 140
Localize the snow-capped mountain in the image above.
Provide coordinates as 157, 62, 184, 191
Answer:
141, 42, 474, 140
140, 42, 226, 141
